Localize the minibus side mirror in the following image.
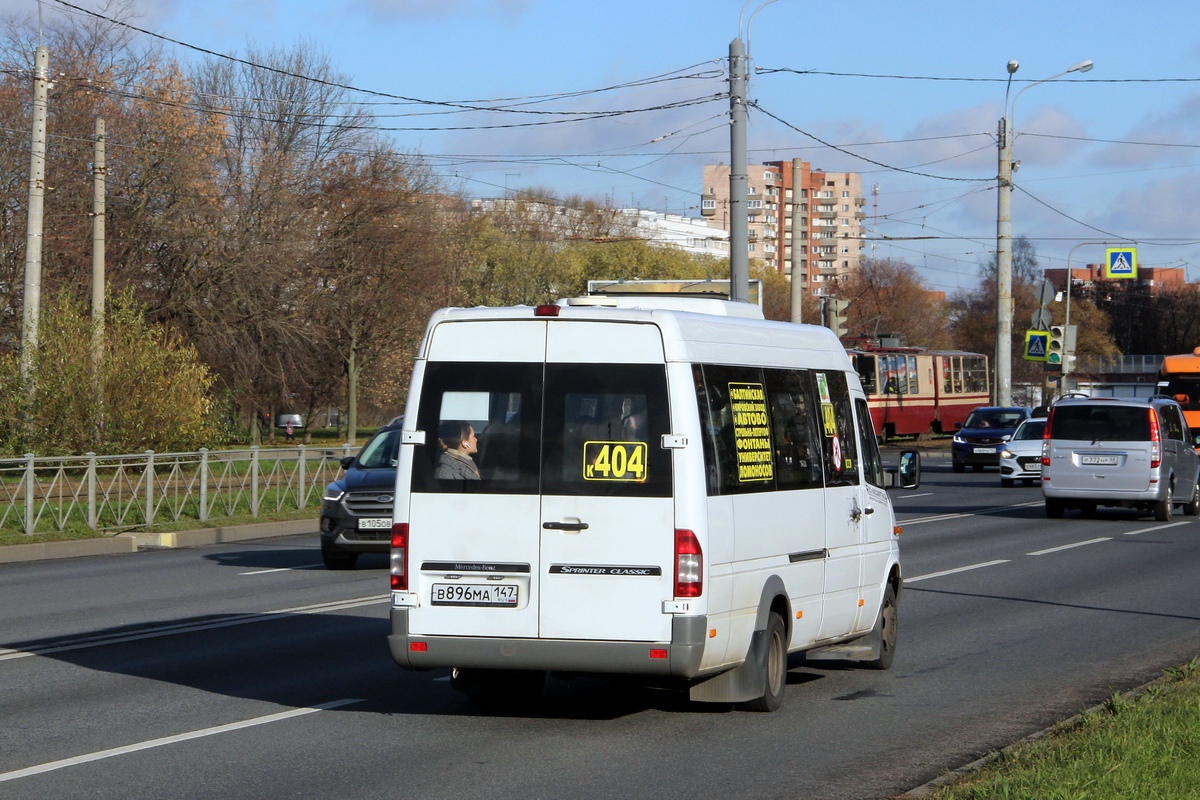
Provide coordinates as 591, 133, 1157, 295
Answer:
887, 449, 920, 490
339, 455, 356, 470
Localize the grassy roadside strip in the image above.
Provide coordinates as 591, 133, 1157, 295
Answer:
915, 658, 1200, 799
0, 506, 318, 548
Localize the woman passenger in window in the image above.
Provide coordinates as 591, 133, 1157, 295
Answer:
435, 420, 480, 480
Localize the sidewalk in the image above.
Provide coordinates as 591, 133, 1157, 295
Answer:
0, 519, 319, 565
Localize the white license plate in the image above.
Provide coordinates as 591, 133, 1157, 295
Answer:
973, 447, 995, 454
358, 518, 391, 529
431, 583, 518, 607
1081, 455, 1119, 466
1027, 463, 1042, 472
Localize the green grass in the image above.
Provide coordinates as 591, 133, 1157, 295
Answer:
0, 505, 319, 547
930, 659, 1200, 799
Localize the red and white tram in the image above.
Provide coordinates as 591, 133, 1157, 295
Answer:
848, 347, 989, 440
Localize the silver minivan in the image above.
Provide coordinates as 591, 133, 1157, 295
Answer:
1042, 396, 1200, 521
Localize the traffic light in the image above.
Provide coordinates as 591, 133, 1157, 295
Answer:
827, 298, 849, 338
1047, 325, 1077, 372
1048, 325, 1066, 366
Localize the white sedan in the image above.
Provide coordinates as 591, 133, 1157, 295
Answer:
999, 417, 1047, 487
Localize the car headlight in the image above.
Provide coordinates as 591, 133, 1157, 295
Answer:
323, 486, 345, 502
1000, 449, 1014, 459
953, 434, 965, 444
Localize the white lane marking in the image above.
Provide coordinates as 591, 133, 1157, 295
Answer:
902, 501, 1043, 526
0, 699, 363, 783
900, 492, 934, 499
1123, 521, 1190, 536
905, 560, 1010, 583
1027, 537, 1112, 556
238, 564, 324, 575
0, 595, 388, 662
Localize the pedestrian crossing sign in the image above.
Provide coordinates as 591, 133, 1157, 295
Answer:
1105, 248, 1137, 279
1024, 330, 1050, 362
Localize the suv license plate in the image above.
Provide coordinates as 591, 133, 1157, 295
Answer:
358, 518, 391, 529
432, 583, 518, 607
1081, 455, 1119, 466
973, 446, 994, 454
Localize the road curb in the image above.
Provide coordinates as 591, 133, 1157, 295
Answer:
0, 519, 318, 565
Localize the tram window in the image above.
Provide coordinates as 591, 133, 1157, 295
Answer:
856, 354, 877, 394
963, 356, 987, 393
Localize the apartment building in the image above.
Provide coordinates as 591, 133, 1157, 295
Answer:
701, 160, 866, 293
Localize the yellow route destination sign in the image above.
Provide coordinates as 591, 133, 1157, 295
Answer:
729, 381, 773, 482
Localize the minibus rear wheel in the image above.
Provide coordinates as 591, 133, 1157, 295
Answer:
743, 612, 786, 712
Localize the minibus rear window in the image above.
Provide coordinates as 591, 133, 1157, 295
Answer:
411, 361, 671, 497
542, 364, 673, 498
411, 362, 543, 495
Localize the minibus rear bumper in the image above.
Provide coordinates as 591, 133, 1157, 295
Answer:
389, 608, 708, 679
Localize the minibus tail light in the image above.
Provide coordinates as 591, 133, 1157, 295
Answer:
1041, 407, 1054, 466
1149, 409, 1161, 469
674, 529, 703, 598
534, 304, 560, 317
390, 523, 409, 591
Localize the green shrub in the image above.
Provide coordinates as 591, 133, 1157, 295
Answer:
0, 291, 225, 456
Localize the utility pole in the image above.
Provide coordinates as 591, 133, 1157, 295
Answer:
20, 45, 50, 385
728, 36, 749, 303
995, 113, 1014, 406
92, 118, 106, 373
789, 157, 803, 323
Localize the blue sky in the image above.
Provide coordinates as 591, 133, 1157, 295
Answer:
10, 0, 1200, 294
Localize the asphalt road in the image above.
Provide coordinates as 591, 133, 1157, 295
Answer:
3, 452, 1199, 800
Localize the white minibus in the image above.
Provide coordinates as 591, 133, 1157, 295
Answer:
387, 293, 903, 711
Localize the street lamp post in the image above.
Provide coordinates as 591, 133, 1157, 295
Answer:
995, 58, 1093, 406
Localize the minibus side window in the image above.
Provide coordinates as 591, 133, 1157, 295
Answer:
815, 370, 860, 488
766, 368, 824, 491
694, 364, 774, 495
542, 363, 672, 498
410, 362, 543, 495
855, 398, 885, 488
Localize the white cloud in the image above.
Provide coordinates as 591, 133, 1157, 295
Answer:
1092, 92, 1200, 169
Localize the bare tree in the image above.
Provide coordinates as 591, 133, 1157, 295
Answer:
185, 40, 375, 441
836, 257, 951, 347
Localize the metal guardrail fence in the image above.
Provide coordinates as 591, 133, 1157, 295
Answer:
1077, 354, 1163, 375
0, 445, 356, 536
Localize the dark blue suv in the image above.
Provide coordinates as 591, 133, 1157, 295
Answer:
951, 406, 1031, 473
319, 419, 402, 569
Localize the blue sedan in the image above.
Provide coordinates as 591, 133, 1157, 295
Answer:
952, 406, 1032, 472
